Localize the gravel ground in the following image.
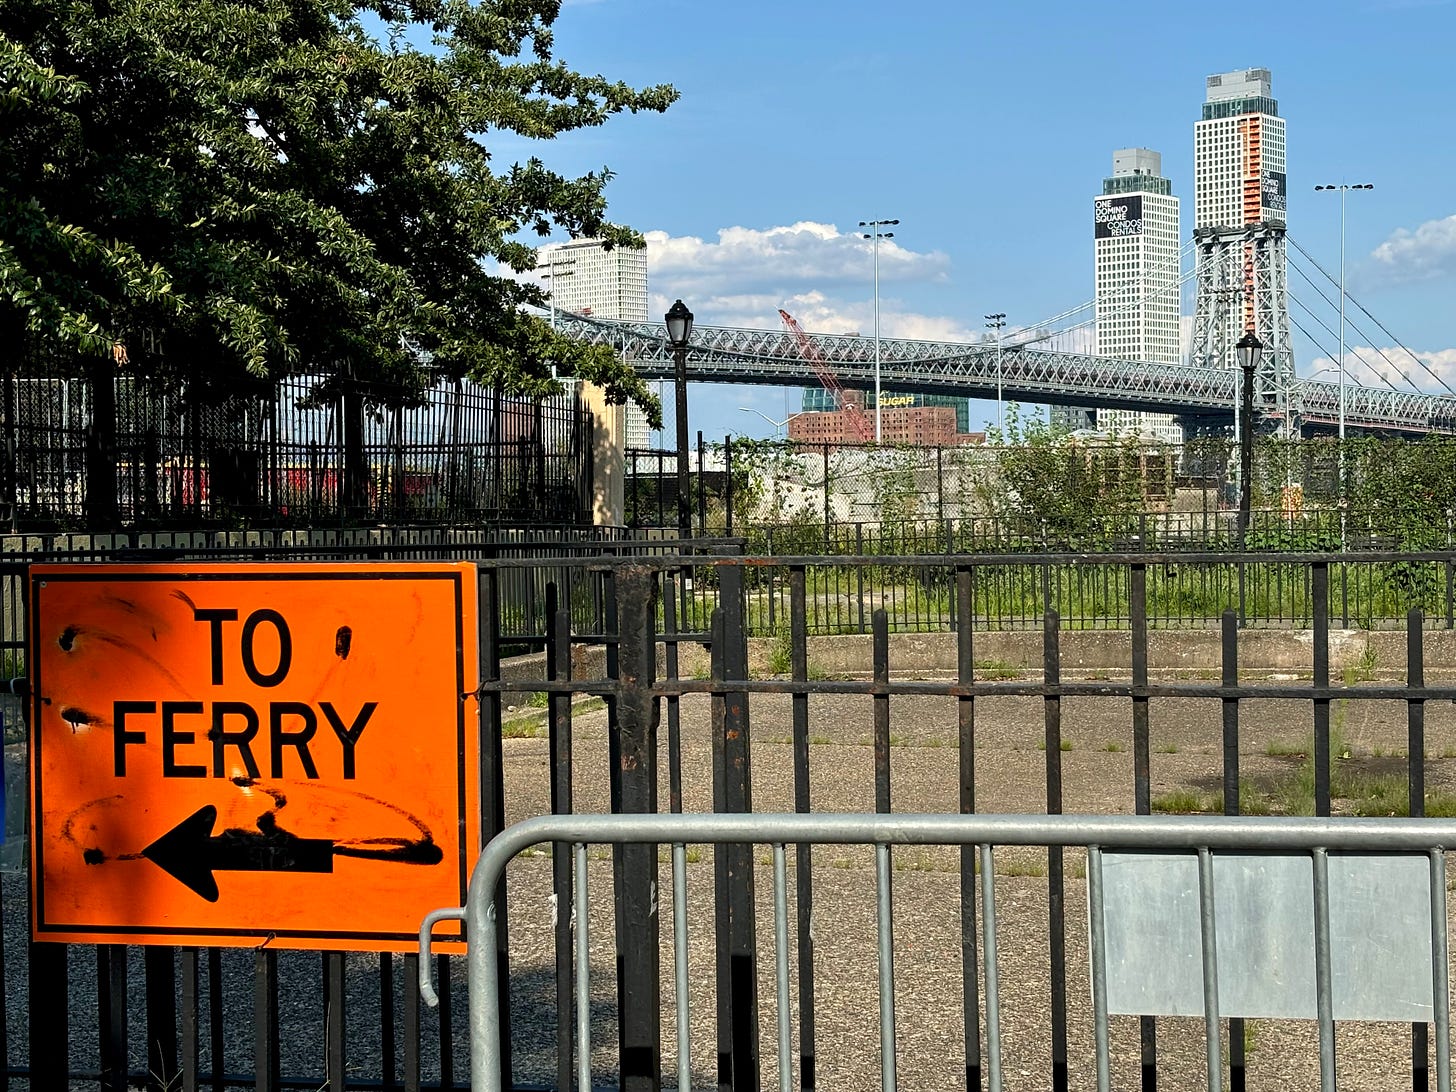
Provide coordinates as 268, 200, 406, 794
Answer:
7, 677, 1456, 1088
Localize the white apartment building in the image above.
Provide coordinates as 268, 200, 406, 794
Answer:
537, 239, 654, 448
1078, 148, 1183, 443
1193, 68, 1287, 362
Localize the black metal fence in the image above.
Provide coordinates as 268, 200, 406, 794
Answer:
475, 551, 1456, 1092
4, 374, 592, 529
5, 549, 1456, 1089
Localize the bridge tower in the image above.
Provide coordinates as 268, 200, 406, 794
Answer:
1189, 222, 1293, 422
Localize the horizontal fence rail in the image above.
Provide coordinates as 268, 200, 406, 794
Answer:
423, 811, 1456, 1092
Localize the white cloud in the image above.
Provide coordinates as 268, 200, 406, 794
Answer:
644, 222, 951, 307
1305, 346, 1456, 393
1369, 215, 1456, 283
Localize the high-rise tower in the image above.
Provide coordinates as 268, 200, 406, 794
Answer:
1090, 148, 1183, 442
1189, 68, 1291, 402
537, 240, 654, 448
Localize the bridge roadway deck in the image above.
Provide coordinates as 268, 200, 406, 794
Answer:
554, 311, 1456, 435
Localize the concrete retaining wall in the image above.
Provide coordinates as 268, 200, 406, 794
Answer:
502, 626, 1447, 683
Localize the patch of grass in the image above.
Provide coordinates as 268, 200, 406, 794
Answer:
894, 851, 946, 873
684, 846, 704, 864
1264, 739, 1308, 757
526, 690, 550, 708
1151, 788, 1207, 814
1035, 737, 1072, 751
1343, 643, 1379, 686
808, 733, 832, 745
976, 658, 1023, 680
1001, 857, 1046, 878
1243, 1018, 1260, 1056
501, 716, 544, 739
1060, 738, 1073, 752
1102, 741, 1126, 753
1157, 742, 1180, 754
830, 856, 854, 870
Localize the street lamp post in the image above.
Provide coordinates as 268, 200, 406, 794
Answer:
859, 218, 899, 443
985, 313, 1007, 438
1236, 331, 1263, 543
666, 300, 694, 540
1314, 184, 1374, 445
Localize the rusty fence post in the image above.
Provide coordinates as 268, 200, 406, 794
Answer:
712, 562, 759, 1092
613, 564, 662, 1091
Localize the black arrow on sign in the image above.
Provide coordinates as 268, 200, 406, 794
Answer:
141, 804, 334, 903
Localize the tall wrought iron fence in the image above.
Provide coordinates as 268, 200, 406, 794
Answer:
4, 373, 592, 528
452, 552, 1456, 1092
6, 550, 1456, 1090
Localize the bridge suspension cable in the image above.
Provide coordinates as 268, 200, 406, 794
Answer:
1287, 234, 1456, 398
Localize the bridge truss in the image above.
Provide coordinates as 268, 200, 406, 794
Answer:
551, 311, 1456, 436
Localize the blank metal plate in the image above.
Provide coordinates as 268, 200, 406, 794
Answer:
1097, 851, 1435, 1020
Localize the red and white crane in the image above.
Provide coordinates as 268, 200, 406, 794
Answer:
778, 309, 875, 443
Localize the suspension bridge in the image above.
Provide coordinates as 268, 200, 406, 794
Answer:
550, 224, 1456, 436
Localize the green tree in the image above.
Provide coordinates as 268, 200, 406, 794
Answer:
1, 0, 671, 417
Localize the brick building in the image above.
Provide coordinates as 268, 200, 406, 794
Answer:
788, 405, 986, 448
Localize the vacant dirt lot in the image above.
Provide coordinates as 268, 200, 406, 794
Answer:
497, 673, 1456, 1092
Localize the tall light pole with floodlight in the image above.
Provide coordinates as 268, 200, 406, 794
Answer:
859, 218, 898, 442
666, 300, 694, 540
985, 313, 1007, 437
1314, 183, 1374, 443
737, 407, 802, 439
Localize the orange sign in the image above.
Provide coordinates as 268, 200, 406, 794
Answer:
29, 562, 479, 951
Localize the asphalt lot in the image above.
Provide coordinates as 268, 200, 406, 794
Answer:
5, 678, 1456, 1089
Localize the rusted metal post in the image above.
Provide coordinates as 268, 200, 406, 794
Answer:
614, 564, 662, 1091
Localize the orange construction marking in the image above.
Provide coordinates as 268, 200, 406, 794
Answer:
28, 562, 480, 952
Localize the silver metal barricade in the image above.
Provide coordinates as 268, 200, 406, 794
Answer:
419, 812, 1456, 1092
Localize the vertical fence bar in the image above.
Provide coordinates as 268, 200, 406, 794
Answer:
873, 608, 891, 815
1410, 609, 1429, 1092
145, 943, 178, 1089
614, 564, 663, 1092
209, 948, 224, 1092
1429, 849, 1451, 1092
1312, 848, 1336, 1092
772, 842, 792, 1092
1130, 565, 1157, 1092
549, 595, 577, 1092
325, 951, 346, 1092
1087, 846, 1111, 1092
956, 569, 982, 1092
478, 562, 510, 1090
664, 573, 684, 816
1043, 608, 1067, 1092
789, 565, 816, 1090
1220, 608, 1244, 1092
674, 841, 692, 1092
28, 939, 67, 1090
711, 607, 731, 1092
875, 842, 898, 1092
380, 953, 397, 1092
403, 952, 421, 1092
576, 842, 593, 1092
181, 948, 199, 1092
1197, 848, 1223, 1092
254, 950, 279, 1092
99, 943, 126, 1092
1313, 563, 1331, 817
439, 952, 454, 1090
979, 844, 1002, 1092
720, 562, 759, 1092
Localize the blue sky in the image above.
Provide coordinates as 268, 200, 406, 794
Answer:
499, 0, 1456, 440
